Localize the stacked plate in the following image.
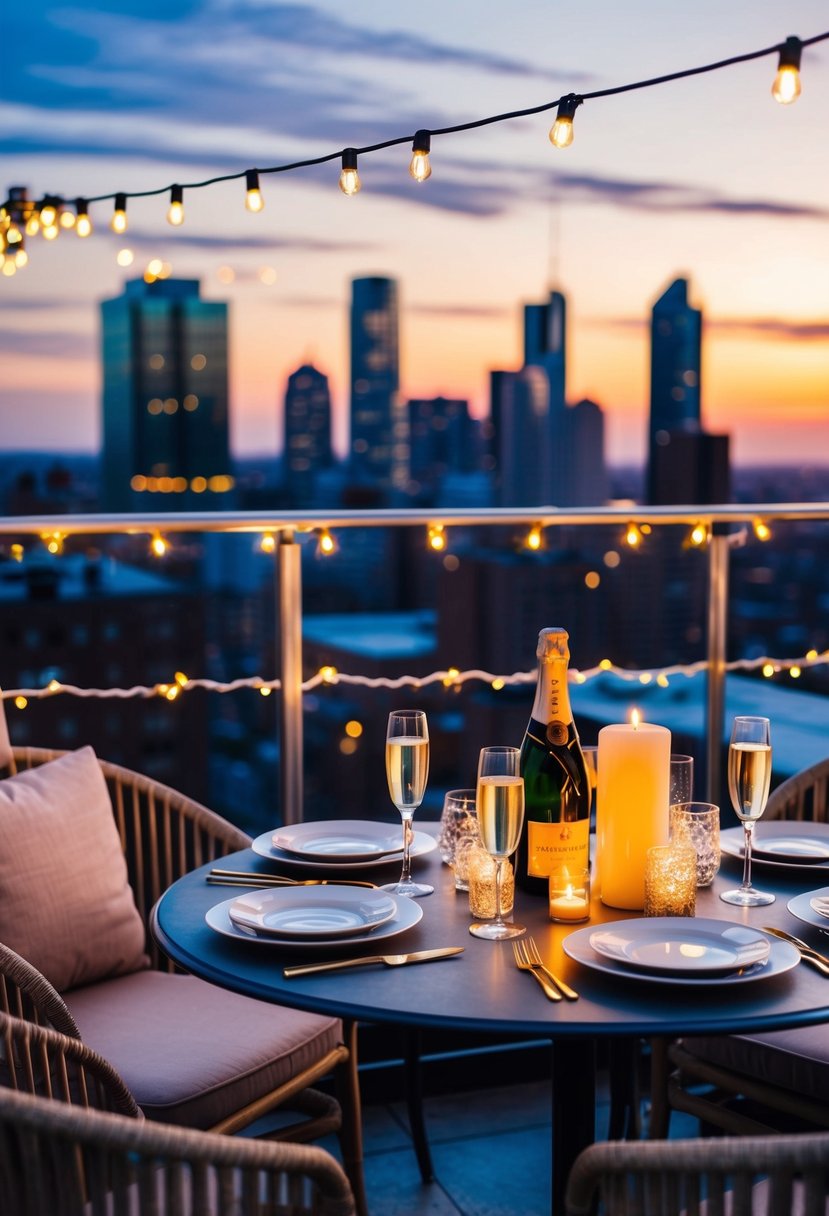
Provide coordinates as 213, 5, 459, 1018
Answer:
563, 917, 799, 987
721, 822, 829, 876
788, 885, 829, 934
206, 885, 423, 950
250, 818, 437, 873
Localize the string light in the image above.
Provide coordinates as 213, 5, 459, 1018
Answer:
625, 523, 643, 548
167, 184, 184, 226
525, 525, 543, 551
5, 29, 828, 273
689, 523, 708, 547
753, 518, 772, 541
40, 530, 65, 555
149, 532, 168, 557
549, 94, 580, 148
39, 198, 57, 227
339, 148, 361, 196
75, 198, 92, 237
317, 528, 337, 556
772, 36, 802, 103
409, 130, 432, 182
259, 533, 276, 553
245, 170, 264, 212
428, 523, 446, 552
110, 193, 128, 234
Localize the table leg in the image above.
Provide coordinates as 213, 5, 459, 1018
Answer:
403, 1027, 434, 1182
551, 1038, 595, 1216
608, 1038, 641, 1140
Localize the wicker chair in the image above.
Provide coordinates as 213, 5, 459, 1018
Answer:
1, 746, 365, 1216
565, 1129, 829, 1216
0, 1086, 356, 1216
650, 757, 829, 1140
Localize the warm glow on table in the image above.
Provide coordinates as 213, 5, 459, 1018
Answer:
597, 714, 671, 910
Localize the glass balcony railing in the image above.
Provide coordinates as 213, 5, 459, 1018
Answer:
1, 502, 828, 833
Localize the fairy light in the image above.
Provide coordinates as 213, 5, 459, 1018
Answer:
111, 193, 128, 234
625, 523, 643, 548
689, 523, 708, 547
10, 543, 23, 562
150, 532, 168, 558
40, 530, 64, 555
167, 184, 184, 226
75, 198, 92, 237
772, 36, 802, 103
753, 519, 772, 542
339, 148, 361, 196
790, 665, 802, 679
428, 524, 446, 552
25, 211, 40, 237
762, 663, 775, 678
39, 198, 57, 228
14, 697, 27, 710
491, 677, 506, 691
442, 667, 460, 688
59, 209, 75, 230
259, 685, 272, 696
549, 93, 580, 148
317, 528, 336, 556
409, 130, 432, 181
259, 533, 276, 553
245, 170, 264, 212
319, 665, 338, 684
174, 671, 188, 687
525, 525, 543, 551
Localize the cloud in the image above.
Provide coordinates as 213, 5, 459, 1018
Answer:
590, 315, 829, 341
409, 302, 511, 320
121, 228, 378, 253
0, 330, 96, 359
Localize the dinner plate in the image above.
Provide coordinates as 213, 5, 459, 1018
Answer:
251, 828, 437, 872
721, 824, 829, 876
563, 923, 798, 987
227, 886, 397, 939
273, 820, 406, 862
206, 888, 422, 949
788, 886, 829, 933
588, 918, 771, 975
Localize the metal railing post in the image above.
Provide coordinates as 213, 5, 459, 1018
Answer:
705, 526, 730, 803
278, 530, 304, 824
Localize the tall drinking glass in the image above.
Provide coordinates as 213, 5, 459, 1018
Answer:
469, 746, 525, 940
720, 715, 774, 907
382, 710, 433, 898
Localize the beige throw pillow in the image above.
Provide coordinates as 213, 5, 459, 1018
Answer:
0, 747, 149, 991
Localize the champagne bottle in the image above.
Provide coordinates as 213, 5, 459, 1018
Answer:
516, 627, 590, 894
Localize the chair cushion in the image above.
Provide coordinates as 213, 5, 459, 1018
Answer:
66, 970, 343, 1129
0, 747, 149, 991
682, 1025, 829, 1107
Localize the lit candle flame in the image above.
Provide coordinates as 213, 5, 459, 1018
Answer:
631, 709, 641, 730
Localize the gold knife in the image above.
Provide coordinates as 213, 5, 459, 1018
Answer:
208, 871, 377, 889
283, 947, 464, 978
763, 926, 829, 976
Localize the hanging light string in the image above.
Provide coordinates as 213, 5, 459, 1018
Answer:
3, 646, 827, 707
2, 29, 826, 235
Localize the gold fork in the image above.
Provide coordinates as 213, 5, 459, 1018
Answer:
525, 936, 579, 1001
512, 940, 561, 1002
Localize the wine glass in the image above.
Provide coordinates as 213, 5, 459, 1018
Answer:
720, 715, 774, 907
469, 746, 525, 940
381, 710, 433, 898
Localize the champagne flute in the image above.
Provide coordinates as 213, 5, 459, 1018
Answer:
469, 746, 525, 941
382, 710, 433, 898
720, 715, 774, 907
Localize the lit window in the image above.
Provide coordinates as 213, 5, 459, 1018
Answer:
191, 354, 207, 371
183, 394, 199, 411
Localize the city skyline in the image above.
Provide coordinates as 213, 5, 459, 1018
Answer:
2, 1, 828, 468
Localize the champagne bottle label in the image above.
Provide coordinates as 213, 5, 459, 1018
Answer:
527, 819, 590, 878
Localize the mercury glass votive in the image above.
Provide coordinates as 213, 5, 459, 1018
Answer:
467, 845, 514, 919
548, 865, 591, 923
643, 843, 696, 917
670, 801, 720, 887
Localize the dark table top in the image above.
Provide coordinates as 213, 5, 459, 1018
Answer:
152, 830, 829, 1040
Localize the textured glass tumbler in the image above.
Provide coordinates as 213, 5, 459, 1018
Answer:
670, 755, 694, 806
437, 789, 479, 891
670, 801, 720, 887
643, 843, 696, 917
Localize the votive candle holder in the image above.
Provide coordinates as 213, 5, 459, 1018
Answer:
643, 843, 696, 917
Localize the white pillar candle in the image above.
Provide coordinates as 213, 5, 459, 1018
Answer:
597, 716, 671, 910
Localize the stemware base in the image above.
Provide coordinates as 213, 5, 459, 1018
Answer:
469, 919, 525, 940
719, 887, 775, 907
380, 879, 433, 899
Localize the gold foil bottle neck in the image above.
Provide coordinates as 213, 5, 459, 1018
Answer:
537, 628, 570, 660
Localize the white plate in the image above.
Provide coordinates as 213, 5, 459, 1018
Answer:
251, 828, 437, 872
206, 889, 422, 949
788, 886, 829, 932
228, 886, 398, 939
721, 824, 829, 875
273, 820, 406, 862
588, 918, 770, 975
564, 922, 798, 987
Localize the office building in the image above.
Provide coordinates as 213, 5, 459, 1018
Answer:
407, 396, 474, 500
349, 276, 406, 494
562, 398, 609, 507
100, 278, 232, 511
283, 363, 333, 506
647, 277, 702, 502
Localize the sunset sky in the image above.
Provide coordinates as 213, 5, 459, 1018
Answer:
2, 0, 828, 467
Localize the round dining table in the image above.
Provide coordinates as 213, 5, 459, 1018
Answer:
152, 830, 829, 1216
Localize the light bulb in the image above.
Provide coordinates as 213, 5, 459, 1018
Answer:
5, 222, 22, 246
772, 36, 802, 104
245, 170, 264, 212
59, 209, 75, 229
25, 213, 40, 236
111, 193, 128, 234
39, 198, 57, 227
549, 94, 580, 149
339, 148, 361, 196
14, 246, 28, 268
75, 199, 92, 237
167, 184, 184, 226
409, 130, 432, 182
42, 225, 59, 241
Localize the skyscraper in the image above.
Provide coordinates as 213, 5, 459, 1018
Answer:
648, 277, 702, 501
349, 276, 406, 494
283, 363, 332, 506
523, 289, 566, 418
407, 396, 473, 499
100, 278, 232, 511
